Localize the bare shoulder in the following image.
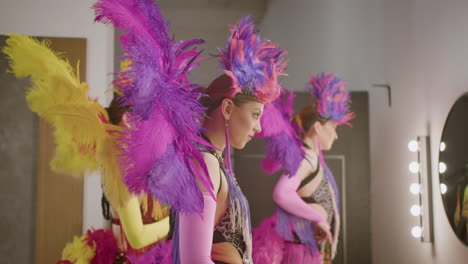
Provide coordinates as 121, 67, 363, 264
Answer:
294, 148, 318, 180
202, 152, 220, 168
305, 149, 318, 169
198, 152, 221, 193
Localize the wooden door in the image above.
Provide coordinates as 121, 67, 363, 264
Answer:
33, 37, 87, 264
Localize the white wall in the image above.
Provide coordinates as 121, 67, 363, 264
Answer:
370, 0, 468, 263
0, 0, 114, 232
262, 0, 468, 263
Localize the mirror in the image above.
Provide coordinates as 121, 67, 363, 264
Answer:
439, 92, 468, 245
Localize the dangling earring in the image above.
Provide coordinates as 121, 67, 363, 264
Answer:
224, 119, 233, 175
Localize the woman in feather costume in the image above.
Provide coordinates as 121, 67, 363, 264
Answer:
92, 0, 288, 261
2, 35, 174, 263
252, 73, 355, 264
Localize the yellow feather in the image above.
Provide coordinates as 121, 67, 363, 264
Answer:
3, 34, 131, 207
51, 128, 99, 177
98, 135, 130, 208
61, 234, 96, 264
120, 58, 132, 71
3, 35, 77, 86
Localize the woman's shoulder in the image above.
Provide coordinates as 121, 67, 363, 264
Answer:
303, 148, 318, 167
202, 151, 220, 167
196, 151, 222, 193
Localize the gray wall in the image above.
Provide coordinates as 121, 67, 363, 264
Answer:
114, 0, 268, 83
259, 0, 379, 93
0, 35, 38, 264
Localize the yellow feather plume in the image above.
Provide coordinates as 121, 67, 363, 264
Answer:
3, 34, 130, 207
51, 128, 99, 176
98, 135, 131, 208
61, 235, 96, 264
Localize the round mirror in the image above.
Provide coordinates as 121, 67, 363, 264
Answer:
439, 92, 468, 245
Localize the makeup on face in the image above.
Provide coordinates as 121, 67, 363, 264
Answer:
229, 101, 264, 149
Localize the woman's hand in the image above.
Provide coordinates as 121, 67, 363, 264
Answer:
314, 221, 332, 245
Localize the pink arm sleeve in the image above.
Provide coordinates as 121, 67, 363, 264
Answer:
273, 172, 326, 224
178, 193, 216, 264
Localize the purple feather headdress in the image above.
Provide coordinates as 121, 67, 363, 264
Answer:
306, 72, 355, 126
306, 72, 354, 209
217, 16, 287, 104
213, 16, 288, 176
256, 90, 304, 176
93, 0, 213, 214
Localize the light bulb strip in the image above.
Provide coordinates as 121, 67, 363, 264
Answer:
407, 136, 433, 243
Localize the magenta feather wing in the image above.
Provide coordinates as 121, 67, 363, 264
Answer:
257, 90, 304, 176
94, 0, 213, 214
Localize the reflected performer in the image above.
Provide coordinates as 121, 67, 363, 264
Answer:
253, 73, 354, 264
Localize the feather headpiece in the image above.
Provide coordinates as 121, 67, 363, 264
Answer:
306, 72, 354, 126
217, 16, 287, 104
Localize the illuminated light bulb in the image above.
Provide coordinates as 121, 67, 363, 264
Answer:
410, 183, 421, 195
411, 226, 423, 238
440, 183, 447, 194
440, 142, 446, 152
439, 162, 447, 174
408, 140, 419, 152
409, 162, 420, 174
410, 205, 421, 216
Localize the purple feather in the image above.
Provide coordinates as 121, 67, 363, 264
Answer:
119, 110, 175, 194
94, 0, 213, 214
262, 134, 303, 176
282, 90, 295, 116
217, 16, 287, 104
257, 101, 293, 138
94, 0, 205, 118
306, 72, 355, 126
276, 205, 319, 256
147, 144, 203, 213
256, 90, 304, 176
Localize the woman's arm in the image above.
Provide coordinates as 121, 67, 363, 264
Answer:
117, 196, 170, 249
272, 158, 327, 224
178, 152, 221, 264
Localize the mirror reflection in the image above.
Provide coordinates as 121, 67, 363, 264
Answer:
439, 92, 468, 245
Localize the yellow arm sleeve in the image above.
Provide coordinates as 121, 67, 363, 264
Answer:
117, 196, 170, 249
